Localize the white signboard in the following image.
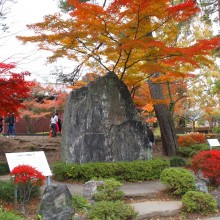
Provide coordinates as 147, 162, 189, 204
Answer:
207, 139, 220, 149
5, 151, 52, 176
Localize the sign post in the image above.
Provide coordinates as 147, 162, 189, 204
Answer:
5, 151, 52, 186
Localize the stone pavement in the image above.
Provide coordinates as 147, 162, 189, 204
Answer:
0, 175, 219, 219
41, 179, 183, 219
47, 180, 220, 220
49, 179, 183, 218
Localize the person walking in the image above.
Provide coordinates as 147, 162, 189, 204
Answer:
5, 113, 16, 138
50, 113, 58, 137
0, 116, 3, 136
57, 114, 62, 133
146, 124, 155, 152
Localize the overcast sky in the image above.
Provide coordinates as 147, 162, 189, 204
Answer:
1, 0, 219, 83
1, 0, 74, 83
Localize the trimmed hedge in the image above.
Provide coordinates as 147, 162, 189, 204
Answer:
52, 159, 170, 182
87, 200, 138, 220
0, 181, 15, 202
160, 168, 195, 195
71, 194, 91, 213
0, 163, 10, 175
93, 178, 124, 202
178, 143, 209, 158
169, 157, 188, 167
182, 191, 217, 214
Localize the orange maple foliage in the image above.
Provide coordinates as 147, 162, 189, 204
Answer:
132, 79, 189, 122
17, 0, 220, 120
177, 132, 206, 147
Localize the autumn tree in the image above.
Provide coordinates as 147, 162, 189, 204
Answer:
18, 0, 220, 155
0, 0, 35, 117
175, 11, 220, 129
158, 2, 220, 131
19, 82, 68, 133
0, 62, 33, 116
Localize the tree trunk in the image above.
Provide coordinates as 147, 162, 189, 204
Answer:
192, 120, 196, 132
148, 76, 178, 156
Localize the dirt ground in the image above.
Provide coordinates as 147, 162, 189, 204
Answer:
0, 135, 62, 165
0, 135, 165, 164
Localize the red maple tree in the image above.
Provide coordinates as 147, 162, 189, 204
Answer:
191, 150, 220, 185
0, 62, 34, 116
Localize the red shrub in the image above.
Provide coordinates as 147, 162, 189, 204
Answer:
191, 150, 220, 185
10, 165, 45, 186
178, 133, 206, 147
10, 165, 45, 213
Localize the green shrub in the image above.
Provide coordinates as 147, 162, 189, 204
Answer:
169, 157, 188, 167
78, 163, 97, 181
0, 181, 15, 202
52, 159, 170, 182
178, 147, 195, 157
72, 179, 135, 219
0, 163, 10, 175
0, 180, 41, 203
190, 143, 209, 153
178, 144, 209, 158
87, 201, 138, 220
52, 162, 74, 181
0, 212, 24, 220
182, 191, 217, 214
213, 126, 220, 134
115, 160, 167, 182
93, 178, 124, 202
0, 207, 24, 220
160, 168, 195, 195
71, 194, 91, 213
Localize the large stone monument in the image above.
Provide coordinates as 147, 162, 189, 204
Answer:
61, 71, 151, 163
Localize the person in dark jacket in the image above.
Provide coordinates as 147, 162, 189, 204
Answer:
0, 116, 3, 135
5, 113, 16, 138
146, 124, 155, 152
57, 117, 62, 133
